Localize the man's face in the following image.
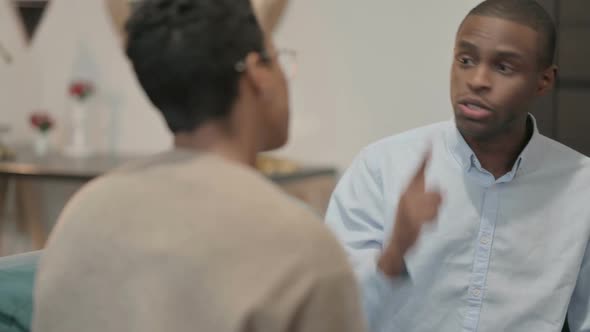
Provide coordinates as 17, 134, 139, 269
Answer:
450, 15, 554, 140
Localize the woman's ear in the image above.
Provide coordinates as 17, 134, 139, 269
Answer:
242, 52, 268, 95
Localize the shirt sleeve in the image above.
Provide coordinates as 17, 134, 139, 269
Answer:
324, 148, 412, 331
568, 240, 590, 332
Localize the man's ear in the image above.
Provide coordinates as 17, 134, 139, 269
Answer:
537, 64, 557, 97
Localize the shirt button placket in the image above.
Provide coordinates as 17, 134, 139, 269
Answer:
462, 185, 499, 332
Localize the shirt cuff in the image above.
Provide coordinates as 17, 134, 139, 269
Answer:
356, 257, 413, 329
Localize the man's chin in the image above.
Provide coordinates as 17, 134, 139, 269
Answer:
455, 119, 495, 141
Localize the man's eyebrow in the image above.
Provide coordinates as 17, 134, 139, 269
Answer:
456, 40, 478, 52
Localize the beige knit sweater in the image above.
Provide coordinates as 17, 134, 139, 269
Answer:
33, 150, 365, 332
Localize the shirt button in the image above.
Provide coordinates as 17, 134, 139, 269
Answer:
472, 288, 482, 297
480, 236, 490, 245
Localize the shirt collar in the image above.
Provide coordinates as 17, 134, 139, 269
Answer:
445, 114, 543, 177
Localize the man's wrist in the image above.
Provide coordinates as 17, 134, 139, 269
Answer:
378, 244, 406, 278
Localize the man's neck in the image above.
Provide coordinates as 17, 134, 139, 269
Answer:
463, 117, 533, 179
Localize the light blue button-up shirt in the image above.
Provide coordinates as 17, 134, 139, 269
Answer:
325, 118, 590, 332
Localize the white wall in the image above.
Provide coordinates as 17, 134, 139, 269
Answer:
0, 0, 36, 144
1, 0, 171, 154
1, 0, 480, 171
273, 0, 480, 169
29, 0, 171, 154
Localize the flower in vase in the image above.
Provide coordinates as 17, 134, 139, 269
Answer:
30, 111, 54, 133
29, 111, 54, 156
69, 80, 95, 101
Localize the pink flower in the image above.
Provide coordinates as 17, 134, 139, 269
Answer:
30, 112, 54, 132
69, 80, 94, 100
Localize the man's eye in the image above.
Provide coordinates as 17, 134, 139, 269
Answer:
496, 63, 515, 74
457, 56, 474, 65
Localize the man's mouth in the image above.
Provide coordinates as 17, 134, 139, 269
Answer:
457, 100, 493, 120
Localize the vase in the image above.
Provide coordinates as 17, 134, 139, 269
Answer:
64, 99, 91, 158
34, 131, 49, 157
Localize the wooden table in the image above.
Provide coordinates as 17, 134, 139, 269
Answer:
0, 147, 337, 254
0, 147, 141, 252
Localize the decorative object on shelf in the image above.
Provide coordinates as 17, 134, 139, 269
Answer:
0, 41, 12, 64
64, 79, 95, 158
12, 0, 50, 43
256, 154, 299, 175
0, 124, 15, 161
105, 0, 131, 44
29, 111, 54, 157
69, 80, 94, 100
252, 0, 289, 32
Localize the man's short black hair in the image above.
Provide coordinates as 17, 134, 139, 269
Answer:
466, 0, 556, 68
126, 0, 265, 133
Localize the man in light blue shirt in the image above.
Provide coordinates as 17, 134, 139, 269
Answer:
325, 0, 590, 331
